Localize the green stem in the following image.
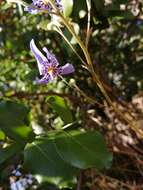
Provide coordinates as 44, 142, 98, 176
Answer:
55, 26, 86, 66
47, 0, 143, 137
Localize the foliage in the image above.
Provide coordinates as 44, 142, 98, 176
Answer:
1, 0, 143, 189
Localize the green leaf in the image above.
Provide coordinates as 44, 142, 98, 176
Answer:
0, 129, 5, 140
38, 20, 50, 31
54, 130, 112, 170
0, 143, 24, 164
0, 100, 35, 143
24, 136, 78, 183
61, 0, 73, 17
34, 175, 76, 189
46, 96, 73, 124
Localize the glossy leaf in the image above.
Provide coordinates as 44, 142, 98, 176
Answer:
54, 130, 112, 169
24, 135, 78, 179
0, 100, 34, 143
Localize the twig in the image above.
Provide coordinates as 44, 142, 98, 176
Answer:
86, 0, 91, 48
4, 91, 80, 104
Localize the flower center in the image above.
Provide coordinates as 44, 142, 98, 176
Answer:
47, 67, 54, 75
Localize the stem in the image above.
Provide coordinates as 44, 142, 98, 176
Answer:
55, 26, 86, 66
59, 75, 104, 107
86, 0, 91, 47
47, 0, 143, 137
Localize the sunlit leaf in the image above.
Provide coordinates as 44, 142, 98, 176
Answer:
0, 129, 5, 141
61, 0, 73, 17
46, 95, 73, 124
24, 135, 78, 180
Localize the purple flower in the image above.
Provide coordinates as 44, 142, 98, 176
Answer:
24, 0, 62, 14
30, 39, 75, 84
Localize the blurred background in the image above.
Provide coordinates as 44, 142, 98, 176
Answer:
1, 0, 143, 189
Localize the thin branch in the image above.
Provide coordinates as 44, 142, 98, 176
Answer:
55, 26, 86, 66
4, 91, 79, 104
86, 0, 91, 48
4, 89, 105, 108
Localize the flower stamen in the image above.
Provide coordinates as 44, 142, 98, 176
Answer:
48, 67, 54, 75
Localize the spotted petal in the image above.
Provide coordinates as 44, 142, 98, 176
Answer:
30, 39, 48, 75
24, 4, 39, 14
60, 63, 75, 75
43, 47, 59, 67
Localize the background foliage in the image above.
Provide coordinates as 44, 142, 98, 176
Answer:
0, 0, 143, 189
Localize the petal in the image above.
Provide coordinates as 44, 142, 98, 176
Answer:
35, 75, 51, 84
32, 0, 39, 3
24, 5, 39, 14
55, 0, 63, 10
60, 63, 75, 75
30, 39, 48, 75
43, 47, 59, 67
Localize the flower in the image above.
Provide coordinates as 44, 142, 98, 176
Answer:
30, 39, 75, 84
24, 0, 62, 14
